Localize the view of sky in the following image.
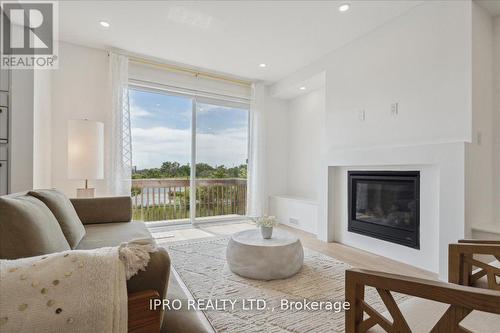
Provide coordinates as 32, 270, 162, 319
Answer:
130, 88, 249, 170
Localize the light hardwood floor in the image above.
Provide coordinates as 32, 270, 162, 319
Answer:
149, 220, 437, 280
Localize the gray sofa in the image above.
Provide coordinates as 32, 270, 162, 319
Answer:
0, 190, 214, 333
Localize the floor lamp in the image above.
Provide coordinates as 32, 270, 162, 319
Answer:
67, 119, 104, 198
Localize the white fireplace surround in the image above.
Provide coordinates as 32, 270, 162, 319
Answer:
317, 142, 466, 280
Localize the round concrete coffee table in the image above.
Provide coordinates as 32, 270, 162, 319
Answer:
226, 229, 304, 280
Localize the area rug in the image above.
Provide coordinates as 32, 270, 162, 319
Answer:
160, 236, 406, 333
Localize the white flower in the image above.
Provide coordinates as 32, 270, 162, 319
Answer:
252, 216, 278, 228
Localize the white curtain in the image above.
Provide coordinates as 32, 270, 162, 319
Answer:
246, 83, 267, 217
106, 53, 132, 196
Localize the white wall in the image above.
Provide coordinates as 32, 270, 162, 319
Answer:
51, 42, 109, 197
2, 22, 52, 193
9, 69, 34, 193
8, 42, 108, 195
286, 88, 325, 201
271, 1, 476, 277
9, 69, 53, 192
270, 195, 318, 234
494, 15, 500, 226
253, 84, 288, 208
274, 1, 472, 148
325, 1, 471, 148
273, 87, 326, 235
8, 24, 36, 193
263, 94, 288, 200
465, 3, 494, 235
33, 70, 53, 189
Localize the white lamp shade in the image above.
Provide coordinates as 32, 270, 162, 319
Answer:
68, 120, 104, 180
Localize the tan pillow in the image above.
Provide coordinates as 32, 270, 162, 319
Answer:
0, 195, 71, 259
29, 189, 86, 248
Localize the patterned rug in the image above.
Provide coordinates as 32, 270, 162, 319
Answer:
160, 236, 405, 333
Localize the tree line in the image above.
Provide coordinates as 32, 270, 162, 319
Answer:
132, 161, 247, 179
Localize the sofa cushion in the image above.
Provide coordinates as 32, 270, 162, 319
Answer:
76, 221, 152, 250
29, 189, 86, 248
367, 297, 500, 332
70, 196, 132, 224
0, 195, 71, 259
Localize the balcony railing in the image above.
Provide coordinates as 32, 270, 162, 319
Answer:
131, 178, 247, 222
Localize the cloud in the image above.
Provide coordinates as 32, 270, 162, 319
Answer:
130, 97, 153, 119
131, 126, 248, 169
197, 104, 222, 115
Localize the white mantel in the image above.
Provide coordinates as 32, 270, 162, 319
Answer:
317, 142, 467, 280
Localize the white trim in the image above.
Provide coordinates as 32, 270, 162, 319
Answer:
190, 97, 197, 222
270, 194, 319, 206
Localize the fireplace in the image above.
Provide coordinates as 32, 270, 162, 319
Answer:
348, 171, 420, 249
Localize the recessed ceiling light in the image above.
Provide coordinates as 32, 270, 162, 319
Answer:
100, 21, 110, 28
299, 86, 306, 91
259, 63, 267, 68
339, 4, 350, 12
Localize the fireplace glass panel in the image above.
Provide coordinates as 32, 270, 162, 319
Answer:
355, 181, 417, 232
348, 171, 420, 249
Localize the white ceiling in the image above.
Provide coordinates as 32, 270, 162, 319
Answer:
477, 0, 500, 16
59, 1, 422, 82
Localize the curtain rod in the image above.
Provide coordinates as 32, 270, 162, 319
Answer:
127, 56, 253, 87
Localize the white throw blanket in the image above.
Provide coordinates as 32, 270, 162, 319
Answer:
0, 240, 156, 333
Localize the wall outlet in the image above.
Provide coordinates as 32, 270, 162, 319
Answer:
391, 102, 399, 116
358, 110, 366, 121
289, 217, 299, 225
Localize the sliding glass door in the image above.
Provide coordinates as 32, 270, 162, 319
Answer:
195, 99, 248, 220
129, 86, 249, 223
129, 87, 192, 222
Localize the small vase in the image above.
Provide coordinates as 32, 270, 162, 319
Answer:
261, 226, 273, 239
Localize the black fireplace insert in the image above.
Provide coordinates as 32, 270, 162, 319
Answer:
348, 171, 420, 249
